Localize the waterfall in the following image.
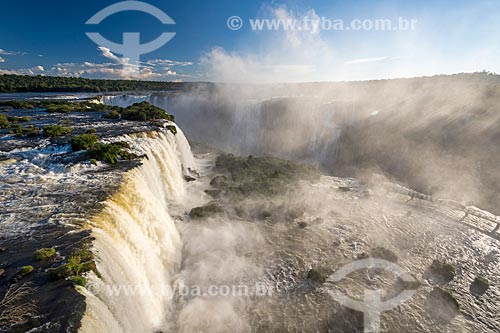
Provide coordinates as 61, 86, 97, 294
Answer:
100, 94, 150, 107
102, 93, 344, 170
80, 130, 194, 333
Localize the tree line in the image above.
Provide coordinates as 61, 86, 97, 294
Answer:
0, 74, 195, 93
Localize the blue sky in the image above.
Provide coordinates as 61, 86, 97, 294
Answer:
0, 0, 499, 82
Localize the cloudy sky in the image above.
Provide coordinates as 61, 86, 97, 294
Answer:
1, 0, 499, 82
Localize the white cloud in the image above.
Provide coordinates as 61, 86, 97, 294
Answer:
98, 47, 128, 65
0, 49, 27, 56
200, 5, 335, 82
146, 59, 193, 67
0, 45, 193, 80
345, 56, 399, 65
0, 65, 45, 75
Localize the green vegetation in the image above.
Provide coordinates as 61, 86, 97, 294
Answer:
189, 202, 224, 219
43, 125, 72, 137
11, 124, 23, 136
71, 276, 86, 287
0, 114, 9, 129
34, 248, 56, 261
0, 100, 35, 109
0, 114, 36, 135
0, 74, 196, 93
71, 134, 99, 151
0, 99, 122, 114
88, 142, 138, 164
165, 125, 177, 135
45, 104, 76, 113
10, 125, 40, 137
69, 133, 138, 164
213, 154, 320, 196
121, 102, 174, 121
43, 101, 120, 113
47, 246, 99, 282
17, 266, 34, 278
102, 110, 120, 119
7, 116, 31, 123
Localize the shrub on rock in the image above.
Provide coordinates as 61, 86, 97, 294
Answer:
0, 114, 10, 129
71, 134, 99, 151
102, 110, 120, 119
43, 125, 72, 137
35, 248, 56, 261
307, 268, 326, 284
121, 102, 174, 121
17, 266, 34, 278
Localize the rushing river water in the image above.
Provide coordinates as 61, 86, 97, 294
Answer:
0, 89, 499, 332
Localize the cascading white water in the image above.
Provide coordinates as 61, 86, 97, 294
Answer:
80, 129, 194, 333
102, 94, 344, 170
100, 94, 149, 108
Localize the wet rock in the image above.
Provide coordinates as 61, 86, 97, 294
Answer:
0, 246, 6, 253
356, 252, 369, 260
370, 247, 398, 262
187, 168, 200, 177
307, 268, 326, 284
0, 268, 5, 278
484, 251, 498, 263
204, 189, 221, 198
258, 210, 272, 220
286, 208, 304, 221
425, 287, 460, 323
210, 175, 228, 188
470, 276, 489, 295
189, 202, 224, 219
425, 260, 456, 284
184, 175, 196, 182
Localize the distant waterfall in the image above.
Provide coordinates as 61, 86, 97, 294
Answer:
80, 130, 194, 333
100, 94, 150, 108
102, 93, 345, 171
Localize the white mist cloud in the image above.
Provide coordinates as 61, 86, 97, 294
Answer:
201, 5, 336, 83
200, 3, 500, 82
98, 46, 128, 65
0, 48, 26, 56
345, 56, 399, 65
0, 65, 44, 75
